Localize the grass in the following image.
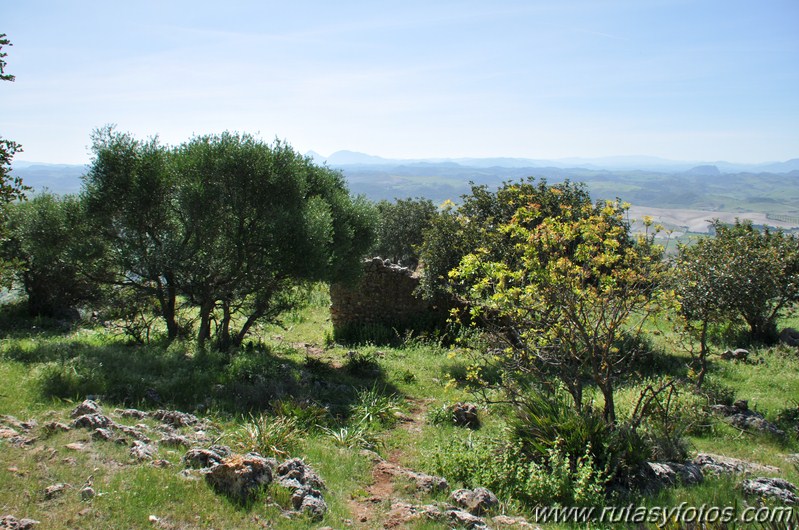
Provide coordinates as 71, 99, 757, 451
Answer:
1, 288, 799, 528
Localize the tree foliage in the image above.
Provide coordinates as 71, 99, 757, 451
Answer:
373, 197, 437, 269
417, 178, 591, 300
675, 219, 799, 346
83, 127, 184, 339
0, 33, 29, 288
84, 128, 376, 348
5, 193, 103, 317
450, 188, 668, 425
170, 132, 376, 348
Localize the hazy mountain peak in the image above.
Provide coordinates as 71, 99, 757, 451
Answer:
684, 165, 721, 176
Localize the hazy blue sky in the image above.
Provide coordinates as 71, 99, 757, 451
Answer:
2, 0, 798, 164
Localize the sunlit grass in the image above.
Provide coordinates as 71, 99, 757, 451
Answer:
0, 291, 798, 529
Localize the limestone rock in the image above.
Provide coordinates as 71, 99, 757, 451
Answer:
203, 453, 274, 504
446, 509, 489, 529
42, 421, 71, 433
385, 502, 443, 526
720, 349, 749, 361
92, 428, 115, 442
452, 403, 480, 429
710, 401, 785, 436
44, 483, 70, 499
158, 434, 190, 448
644, 462, 703, 487
0, 416, 36, 432
114, 424, 150, 443
276, 458, 325, 490
150, 410, 198, 428
130, 441, 157, 461
298, 494, 327, 521
72, 413, 115, 430
0, 427, 19, 440
0, 515, 40, 529
375, 461, 449, 493
450, 487, 499, 515
741, 477, 798, 504
70, 400, 101, 418
693, 453, 781, 476
183, 446, 232, 469
116, 408, 147, 419
290, 485, 327, 521
492, 515, 540, 528
404, 469, 448, 493
0, 423, 34, 445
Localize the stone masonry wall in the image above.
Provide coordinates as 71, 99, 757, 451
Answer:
330, 257, 445, 335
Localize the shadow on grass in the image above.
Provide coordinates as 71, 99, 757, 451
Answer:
0, 300, 82, 341
0, 301, 404, 418
5, 330, 401, 422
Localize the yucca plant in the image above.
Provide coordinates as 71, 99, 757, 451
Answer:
351, 385, 402, 426
229, 413, 305, 458
321, 424, 381, 451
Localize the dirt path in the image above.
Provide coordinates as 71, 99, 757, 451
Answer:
348, 398, 432, 528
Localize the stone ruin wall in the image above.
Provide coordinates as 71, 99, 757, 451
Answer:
329, 257, 444, 333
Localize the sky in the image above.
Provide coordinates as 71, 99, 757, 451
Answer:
1, 0, 798, 165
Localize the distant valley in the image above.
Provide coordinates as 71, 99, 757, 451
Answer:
13, 153, 799, 236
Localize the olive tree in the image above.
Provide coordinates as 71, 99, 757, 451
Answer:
171, 132, 376, 348
373, 197, 437, 269
6, 193, 103, 317
673, 238, 732, 387
85, 128, 376, 348
83, 127, 184, 340
675, 220, 799, 346
0, 33, 29, 287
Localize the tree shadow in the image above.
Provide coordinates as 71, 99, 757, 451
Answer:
22, 334, 402, 422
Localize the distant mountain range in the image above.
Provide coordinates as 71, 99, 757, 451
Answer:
11, 153, 799, 219
306, 150, 799, 174
11, 161, 87, 194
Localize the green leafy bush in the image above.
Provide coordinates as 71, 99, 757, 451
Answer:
6, 193, 103, 318
432, 434, 606, 508
373, 197, 437, 269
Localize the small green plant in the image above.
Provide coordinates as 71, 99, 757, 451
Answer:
322, 424, 381, 451
509, 389, 652, 483
351, 385, 401, 426
696, 377, 735, 406
271, 398, 332, 430
399, 369, 417, 384
343, 350, 382, 376
36, 359, 107, 399
267, 483, 294, 510
776, 401, 799, 435
432, 435, 606, 508
427, 404, 451, 425
228, 413, 304, 458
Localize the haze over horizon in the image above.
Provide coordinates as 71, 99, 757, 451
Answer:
2, 1, 798, 165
